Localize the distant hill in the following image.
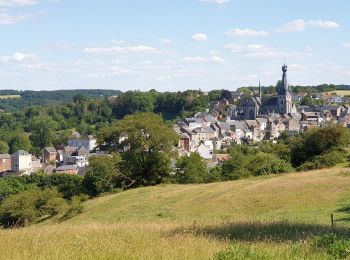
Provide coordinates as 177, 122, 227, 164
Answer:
0, 89, 121, 110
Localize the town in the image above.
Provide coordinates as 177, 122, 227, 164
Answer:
0, 64, 349, 177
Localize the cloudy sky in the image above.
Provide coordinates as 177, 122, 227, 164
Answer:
0, 0, 349, 91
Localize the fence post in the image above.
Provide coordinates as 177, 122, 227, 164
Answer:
331, 214, 334, 228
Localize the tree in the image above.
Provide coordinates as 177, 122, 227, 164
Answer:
300, 95, 314, 106
83, 154, 122, 196
0, 140, 9, 154
175, 153, 208, 184
99, 113, 179, 188
290, 124, 350, 167
28, 116, 58, 149
9, 134, 32, 153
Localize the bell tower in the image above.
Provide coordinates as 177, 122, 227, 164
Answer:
278, 64, 292, 114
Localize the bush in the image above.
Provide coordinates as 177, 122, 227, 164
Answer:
312, 233, 350, 259
0, 188, 67, 227
298, 150, 346, 171
83, 154, 122, 196
290, 124, 350, 167
175, 153, 208, 184
23, 173, 86, 199
247, 153, 294, 176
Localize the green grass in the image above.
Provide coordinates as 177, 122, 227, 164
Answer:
0, 95, 21, 99
2, 168, 350, 259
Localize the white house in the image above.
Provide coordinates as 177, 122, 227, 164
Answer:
11, 150, 33, 174
67, 135, 97, 151
196, 143, 213, 160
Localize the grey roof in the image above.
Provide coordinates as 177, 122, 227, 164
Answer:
0, 154, 11, 159
12, 150, 30, 156
55, 165, 77, 171
44, 147, 56, 153
193, 126, 216, 134
261, 96, 279, 107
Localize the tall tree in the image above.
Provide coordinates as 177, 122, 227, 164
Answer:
28, 116, 58, 149
98, 112, 178, 188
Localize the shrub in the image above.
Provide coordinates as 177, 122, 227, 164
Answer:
312, 233, 350, 259
298, 150, 346, 171
175, 153, 208, 184
0, 188, 67, 227
23, 173, 86, 199
247, 153, 294, 176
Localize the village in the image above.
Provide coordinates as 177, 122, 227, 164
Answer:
0, 65, 350, 176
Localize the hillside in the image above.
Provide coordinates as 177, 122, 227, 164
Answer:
2, 168, 350, 259
67, 168, 350, 225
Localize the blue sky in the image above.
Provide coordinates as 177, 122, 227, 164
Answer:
0, 0, 349, 91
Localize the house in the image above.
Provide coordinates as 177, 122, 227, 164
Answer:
42, 147, 57, 165
11, 150, 33, 174
54, 165, 79, 175
329, 96, 344, 104
67, 135, 97, 151
196, 143, 213, 160
292, 93, 308, 101
0, 154, 11, 173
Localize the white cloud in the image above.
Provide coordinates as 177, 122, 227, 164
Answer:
84, 45, 157, 55
342, 43, 350, 48
183, 56, 224, 64
158, 38, 172, 44
0, 12, 33, 24
1, 52, 37, 62
225, 43, 307, 60
225, 28, 268, 37
191, 33, 208, 42
0, 0, 39, 7
200, 0, 230, 4
277, 19, 339, 32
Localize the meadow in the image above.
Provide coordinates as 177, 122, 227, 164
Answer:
1, 168, 350, 259
0, 95, 21, 99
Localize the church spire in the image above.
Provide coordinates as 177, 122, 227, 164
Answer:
279, 63, 289, 95
259, 80, 262, 99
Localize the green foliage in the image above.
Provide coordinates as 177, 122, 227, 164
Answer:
175, 153, 208, 184
300, 95, 314, 106
247, 153, 294, 176
9, 133, 32, 154
221, 145, 293, 180
290, 124, 350, 167
298, 150, 346, 171
208, 90, 223, 101
23, 173, 86, 199
0, 188, 67, 227
28, 116, 58, 150
215, 244, 268, 260
0, 177, 27, 201
312, 233, 350, 259
0, 140, 9, 153
83, 154, 122, 196
99, 113, 179, 189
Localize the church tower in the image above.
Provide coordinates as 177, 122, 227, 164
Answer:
278, 64, 292, 114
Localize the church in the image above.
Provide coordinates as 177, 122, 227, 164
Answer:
237, 64, 296, 120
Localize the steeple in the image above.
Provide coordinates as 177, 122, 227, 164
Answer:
278, 63, 292, 114
279, 63, 289, 95
259, 80, 262, 99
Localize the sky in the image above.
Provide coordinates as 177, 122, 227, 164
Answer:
0, 0, 350, 91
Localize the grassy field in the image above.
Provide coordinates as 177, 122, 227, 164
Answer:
324, 90, 350, 96
0, 95, 21, 99
1, 168, 350, 259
